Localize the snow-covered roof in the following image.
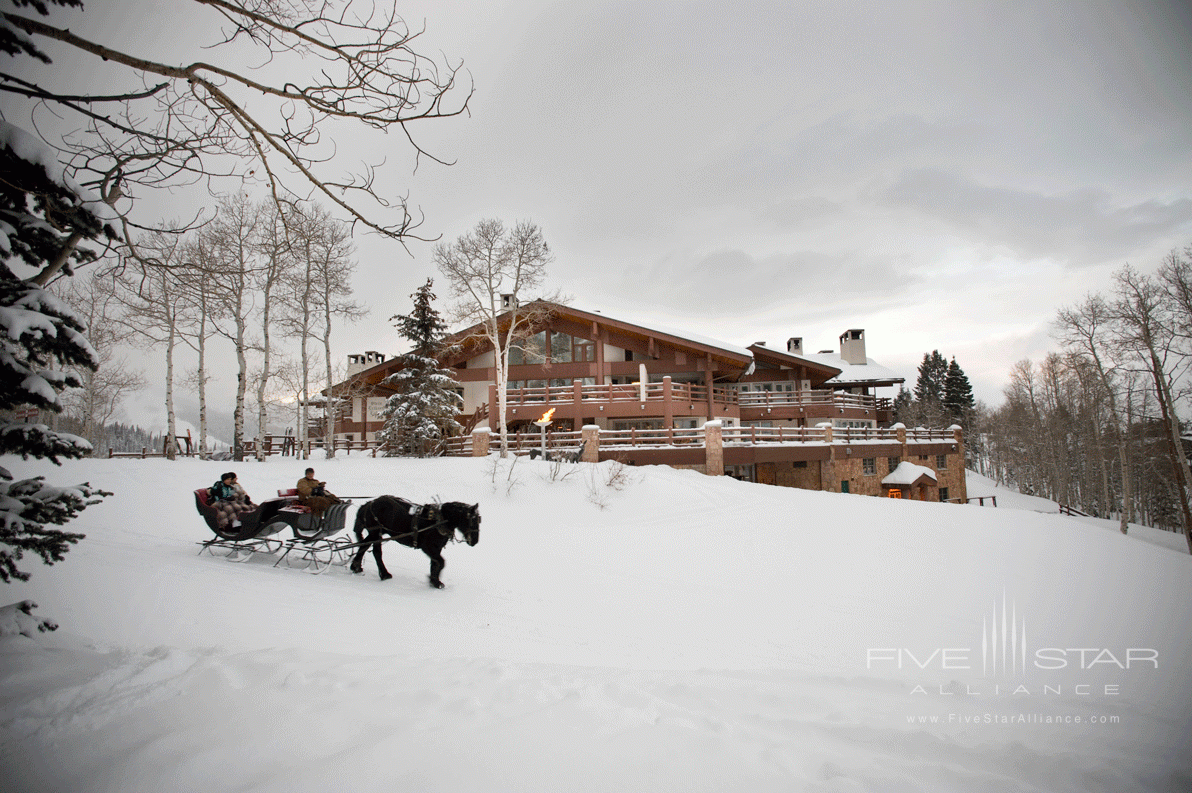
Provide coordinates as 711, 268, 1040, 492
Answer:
803, 352, 904, 386
882, 461, 937, 486
565, 303, 753, 360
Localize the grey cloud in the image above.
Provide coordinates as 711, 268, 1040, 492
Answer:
879, 169, 1192, 265
604, 247, 921, 324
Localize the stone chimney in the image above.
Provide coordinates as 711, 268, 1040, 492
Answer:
347, 351, 386, 377
787, 337, 803, 355
839, 329, 866, 365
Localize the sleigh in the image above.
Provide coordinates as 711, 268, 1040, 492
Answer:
194, 488, 355, 573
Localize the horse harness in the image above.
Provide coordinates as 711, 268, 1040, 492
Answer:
365, 499, 451, 549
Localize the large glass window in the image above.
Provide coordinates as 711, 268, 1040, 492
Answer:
509, 331, 547, 365
551, 332, 573, 363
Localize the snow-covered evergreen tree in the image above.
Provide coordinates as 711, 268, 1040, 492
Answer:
913, 350, 948, 407
942, 356, 975, 425
0, 121, 113, 582
378, 280, 462, 457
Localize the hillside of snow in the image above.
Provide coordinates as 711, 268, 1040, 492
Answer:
1, 454, 1190, 792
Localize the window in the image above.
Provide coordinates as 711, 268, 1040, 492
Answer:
862, 458, 876, 476
939, 487, 950, 502
612, 419, 664, 431
792, 460, 808, 469
509, 331, 547, 365
574, 338, 595, 362
936, 454, 948, 470
841, 480, 850, 493
551, 331, 573, 363
888, 456, 900, 473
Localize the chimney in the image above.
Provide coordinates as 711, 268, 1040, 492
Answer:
787, 337, 803, 355
839, 329, 866, 365
501, 293, 518, 310
347, 351, 386, 377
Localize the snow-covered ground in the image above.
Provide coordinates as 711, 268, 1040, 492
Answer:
2, 454, 1190, 792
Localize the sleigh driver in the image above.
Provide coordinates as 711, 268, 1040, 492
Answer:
296, 468, 341, 518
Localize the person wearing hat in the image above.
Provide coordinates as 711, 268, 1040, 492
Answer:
296, 467, 339, 518
209, 472, 256, 528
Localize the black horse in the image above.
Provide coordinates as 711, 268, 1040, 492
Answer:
349, 496, 480, 588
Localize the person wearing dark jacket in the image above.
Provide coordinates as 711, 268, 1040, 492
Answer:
210, 472, 255, 528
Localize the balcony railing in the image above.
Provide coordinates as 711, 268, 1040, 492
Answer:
501, 381, 886, 413
446, 424, 957, 456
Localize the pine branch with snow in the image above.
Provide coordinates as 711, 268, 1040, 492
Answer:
0, 120, 112, 582
0, 599, 58, 638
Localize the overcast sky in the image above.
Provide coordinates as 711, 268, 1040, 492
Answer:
353, 0, 1192, 404
10, 0, 1192, 413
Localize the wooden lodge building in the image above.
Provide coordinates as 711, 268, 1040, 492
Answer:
332, 301, 967, 502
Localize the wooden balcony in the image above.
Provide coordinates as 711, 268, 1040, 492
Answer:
495, 377, 892, 426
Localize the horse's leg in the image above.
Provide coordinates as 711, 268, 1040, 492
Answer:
349, 523, 368, 574
372, 529, 392, 581
426, 548, 446, 589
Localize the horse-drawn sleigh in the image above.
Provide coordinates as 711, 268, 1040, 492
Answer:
195, 488, 480, 587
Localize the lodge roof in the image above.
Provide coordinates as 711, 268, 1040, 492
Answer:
334, 300, 904, 392
804, 351, 904, 388
444, 301, 756, 368
746, 343, 842, 380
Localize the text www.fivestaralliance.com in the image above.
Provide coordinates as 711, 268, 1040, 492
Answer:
907, 713, 1120, 725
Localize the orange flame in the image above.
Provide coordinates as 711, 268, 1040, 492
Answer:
539, 408, 556, 423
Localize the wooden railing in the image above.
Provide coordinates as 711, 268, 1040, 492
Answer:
600, 427, 705, 448
721, 425, 823, 445
444, 423, 960, 455
502, 381, 874, 411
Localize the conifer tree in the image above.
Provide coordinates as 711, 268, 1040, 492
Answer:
913, 350, 949, 406
943, 357, 975, 425
0, 121, 112, 582
378, 280, 462, 457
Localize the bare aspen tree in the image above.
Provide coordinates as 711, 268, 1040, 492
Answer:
176, 240, 218, 460
200, 196, 261, 461
106, 230, 190, 459
435, 219, 560, 457
1111, 265, 1192, 552
304, 204, 364, 458
52, 273, 146, 451
252, 202, 296, 460
3, 0, 472, 284
1055, 295, 1134, 533
279, 211, 319, 458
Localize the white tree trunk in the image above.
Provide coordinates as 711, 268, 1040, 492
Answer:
165, 321, 177, 461
323, 309, 336, 459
